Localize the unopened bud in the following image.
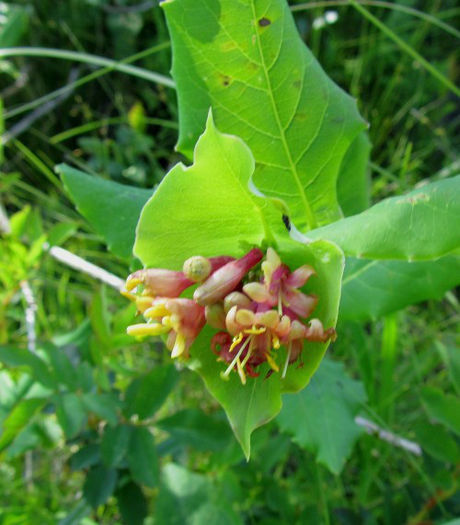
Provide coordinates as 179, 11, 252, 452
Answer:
183, 256, 212, 282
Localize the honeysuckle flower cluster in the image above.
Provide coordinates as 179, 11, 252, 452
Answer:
123, 248, 336, 384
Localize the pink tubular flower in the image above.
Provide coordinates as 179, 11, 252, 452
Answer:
243, 248, 317, 318
127, 298, 205, 359
194, 248, 263, 306
125, 268, 193, 298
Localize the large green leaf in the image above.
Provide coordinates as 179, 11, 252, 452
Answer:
277, 358, 366, 474
310, 176, 460, 261
336, 131, 371, 216
134, 112, 281, 269
162, 0, 366, 230
340, 255, 460, 320
134, 116, 344, 457
57, 164, 152, 260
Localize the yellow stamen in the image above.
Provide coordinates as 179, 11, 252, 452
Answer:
272, 334, 280, 349
229, 332, 243, 353
237, 359, 246, 385
120, 290, 137, 302
223, 336, 251, 379
127, 323, 169, 337
144, 304, 169, 318
171, 332, 186, 358
266, 352, 279, 372
125, 276, 142, 291
135, 296, 155, 313
244, 326, 266, 335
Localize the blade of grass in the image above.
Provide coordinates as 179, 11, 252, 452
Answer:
2, 42, 172, 120
10, 139, 62, 188
50, 116, 178, 144
348, 0, 460, 97
291, 1, 460, 39
0, 47, 174, 87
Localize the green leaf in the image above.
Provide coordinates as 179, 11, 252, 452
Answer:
116, 482, 148, 525
340, 255, 460, 320
155, 463, 242, 525
0, 3, 30, 47
127, 426, 159, 488
124, 364, 178, 420
157, 409, 232, 452
421, 387, 460, 436
83, 465, 118, 508
414, 422, 459, 464
42, 344, 78, 390
81, 392, 119, 426
0, 345, 55, 388
134, 114, 344, 458
70, 444, 101, 471
162, 0, 366, 230
0, 398, 45, 452
100, 424, 132, 467
277, 358, 366, 474
55, 393, 87, 439
134, 112, 281, 269
57, 164, 152, 260
336, 132, 371, 216
310, 176, 460, 261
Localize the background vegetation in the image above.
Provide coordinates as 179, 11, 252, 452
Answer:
0, 0, 459, 523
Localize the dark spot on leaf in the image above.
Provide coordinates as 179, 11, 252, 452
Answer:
293, 80, 301, 89
282, 214, 291, 232
222, 75, 231, 87
258, 17, 271, 27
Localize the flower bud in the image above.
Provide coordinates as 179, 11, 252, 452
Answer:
223, 291, 252, 313
125, 268, 193, 298
183, 256, 212, 282
194, 248, 263, 306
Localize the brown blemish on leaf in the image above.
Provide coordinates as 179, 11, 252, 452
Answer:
220, 74, 231, 87
258, 17, 271, 27
293, 79, 301, 89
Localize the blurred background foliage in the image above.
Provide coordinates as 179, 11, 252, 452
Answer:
0, 0, 459, 524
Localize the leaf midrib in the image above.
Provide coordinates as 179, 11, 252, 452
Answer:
250, 0, 317, 230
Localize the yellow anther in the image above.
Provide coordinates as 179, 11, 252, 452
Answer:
144, 304, 169, 319
120, 290, 137, 302
135, 296, 155, 313
272, 334, 280, 349
125, 276, 142, 291
266, 352, 279, 372
229, 332, 244, 353
127, 323, 169, 337
171, 332, 186, 358
237, 359, 247, 385
244, 326, 266, 335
